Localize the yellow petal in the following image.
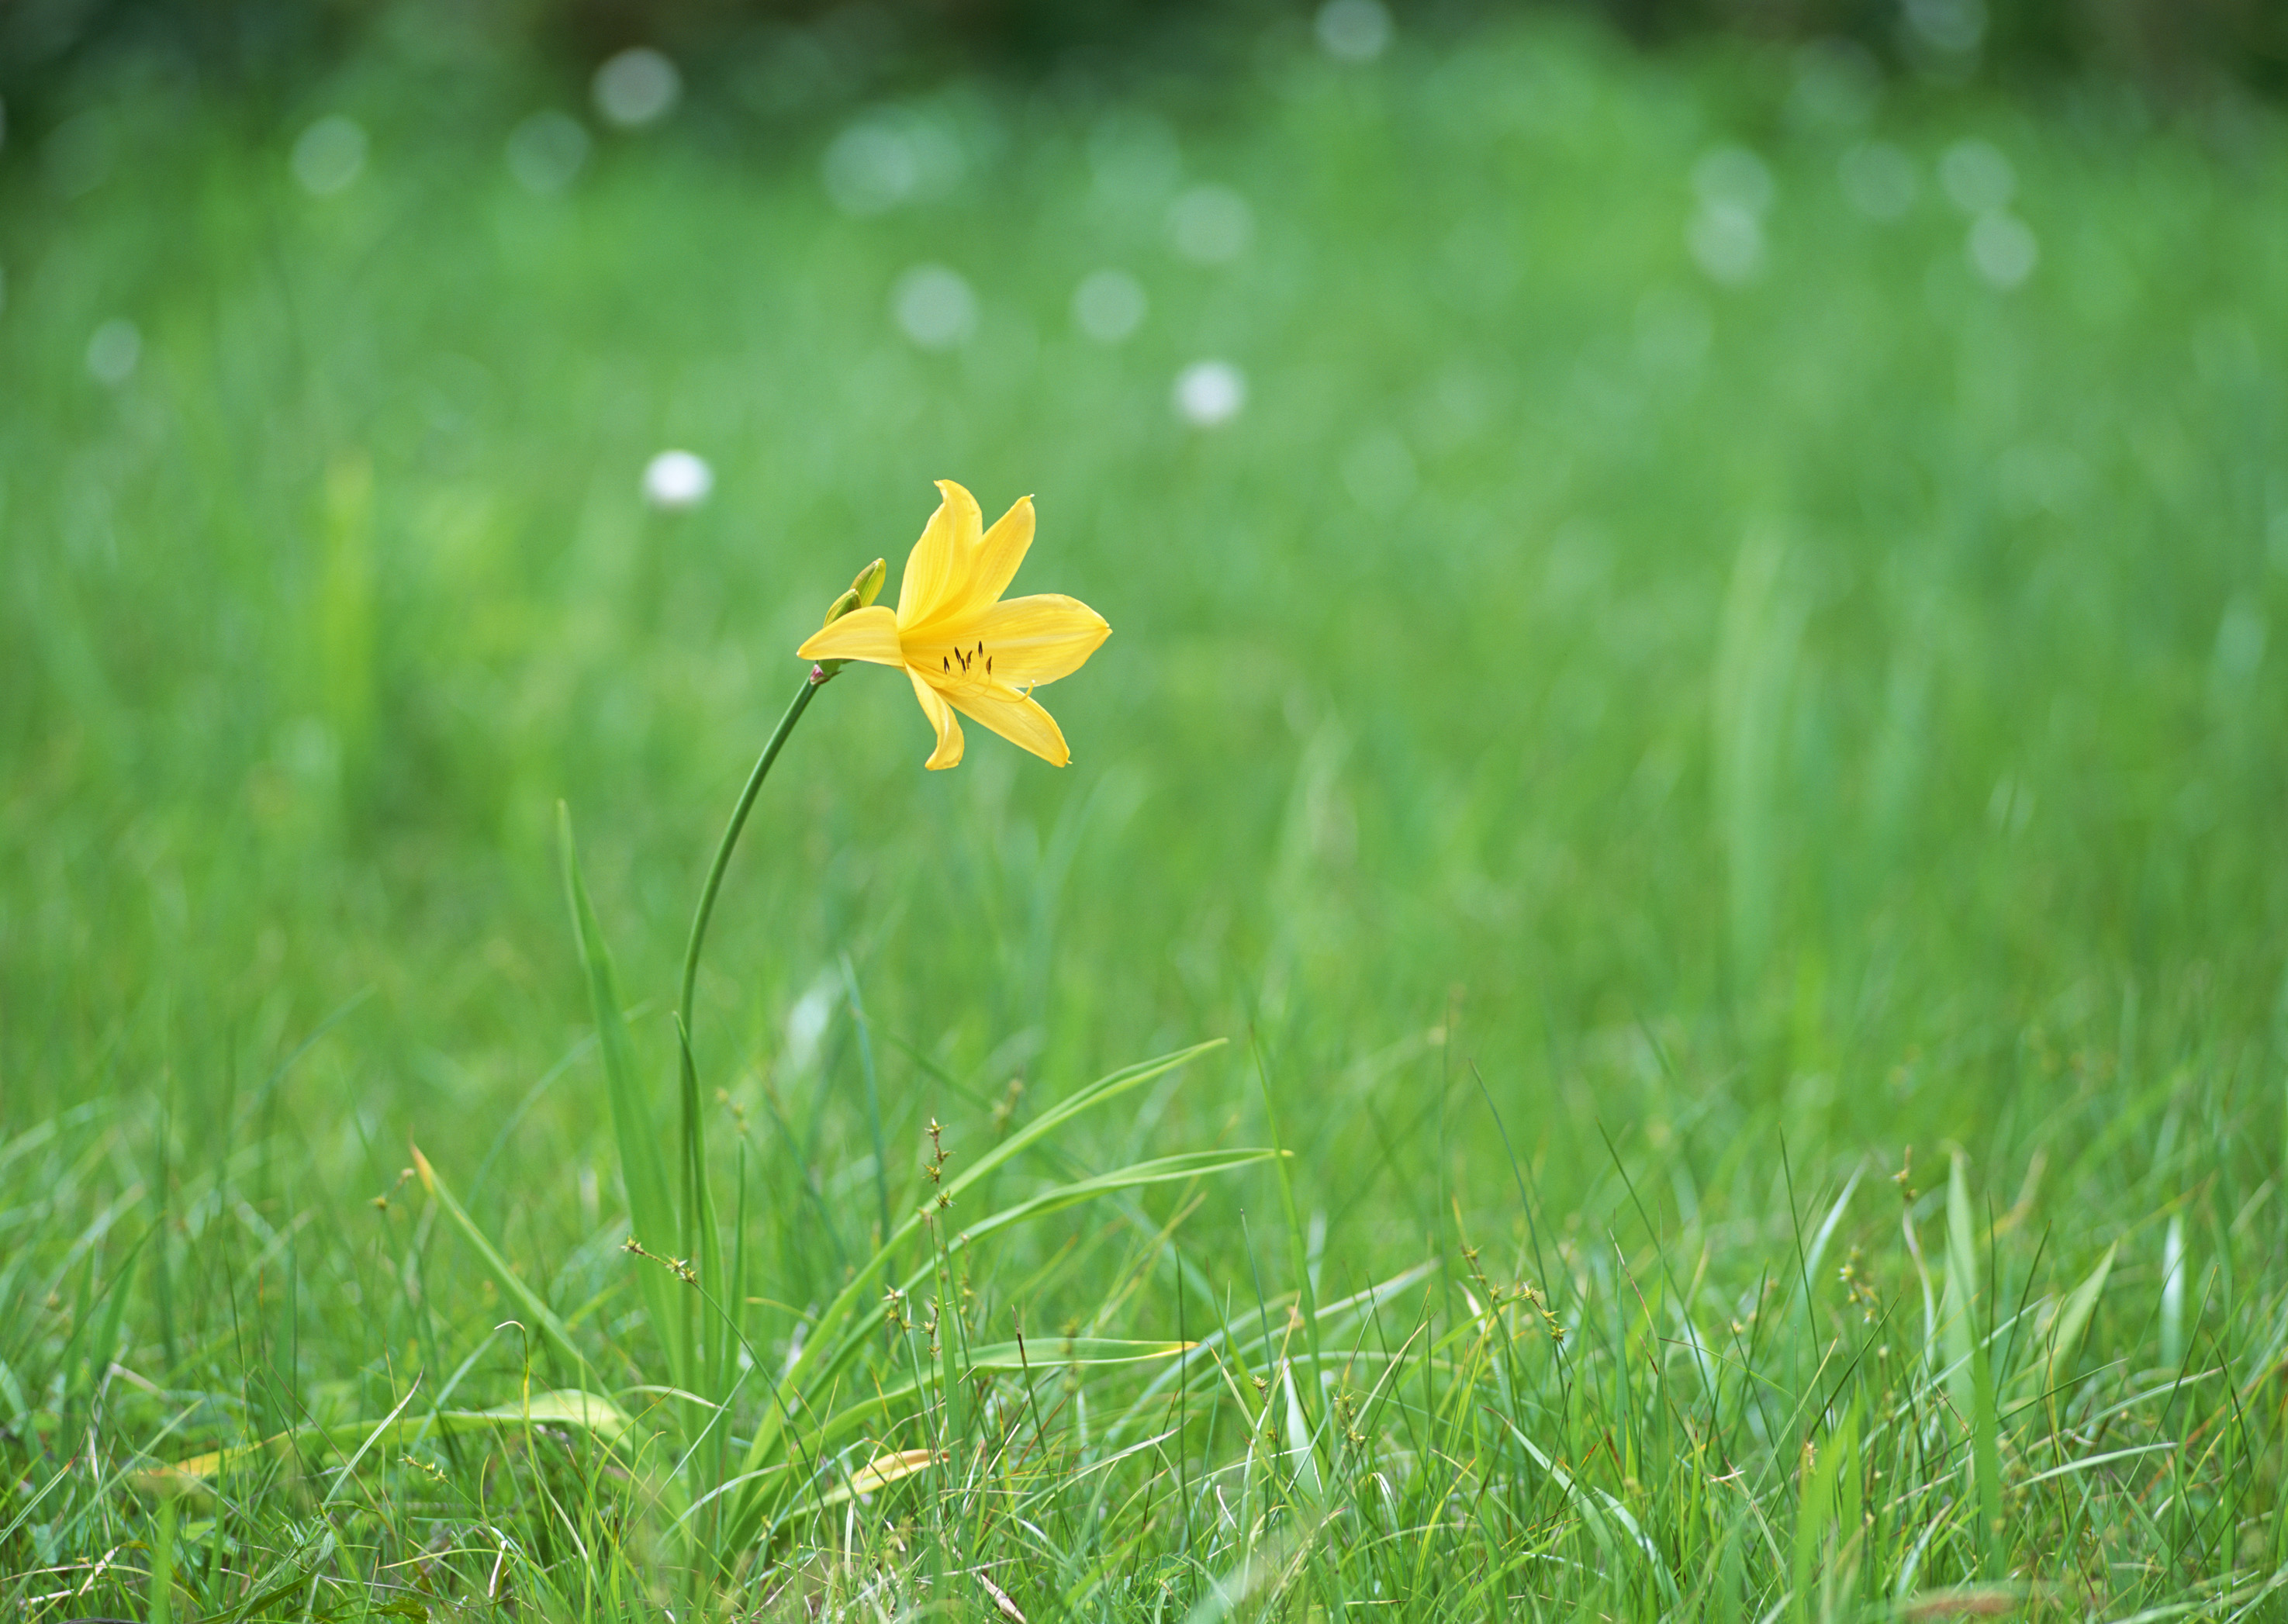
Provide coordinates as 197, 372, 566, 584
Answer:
922, 593, 1108, 688
943, 685, 1071, 768
896, 480, 982, 628
907, 667, 965, 770
968, 496, 1035, 611
796, 605, 903, 667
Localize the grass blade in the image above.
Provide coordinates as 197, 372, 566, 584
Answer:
559, 801, 686, 1384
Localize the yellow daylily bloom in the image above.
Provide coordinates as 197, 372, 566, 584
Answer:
797, 480, 1111, 770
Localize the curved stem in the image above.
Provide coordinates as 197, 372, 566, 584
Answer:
679, 672, 824, 1042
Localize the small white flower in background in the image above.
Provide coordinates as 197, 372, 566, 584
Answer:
506, 112, 590, 194
644, 450, 713, 510
1167, 185, 1253, 264
593, 47, 681, 130
1315, 0, 1393, 62
1174, 361, 1246, 427
893, 264, 977, 350
1968, 211, 2037, 289
1072, 269, 1147, 344
86, 318, 140, 385
292, 116, 367, 196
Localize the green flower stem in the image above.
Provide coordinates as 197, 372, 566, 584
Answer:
677, 670, 825, 1046
674, 667, 828, 1408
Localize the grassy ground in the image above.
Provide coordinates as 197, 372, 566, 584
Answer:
5, 11, 2287, 1619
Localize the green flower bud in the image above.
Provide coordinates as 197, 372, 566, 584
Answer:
851, 557, 887, 607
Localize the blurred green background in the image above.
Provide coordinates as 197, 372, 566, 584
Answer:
4, 0, 2285, 1370
7, 0, 2288, 1608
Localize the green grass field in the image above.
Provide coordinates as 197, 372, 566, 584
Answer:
5, 11, 2287, 1618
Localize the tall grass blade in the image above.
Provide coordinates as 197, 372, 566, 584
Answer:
410, 1145, 592, 1382
2048, 1242, 2117, 1389
558, 802, 685, 1383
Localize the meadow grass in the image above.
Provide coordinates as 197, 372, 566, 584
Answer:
3, 12, 2286, 1619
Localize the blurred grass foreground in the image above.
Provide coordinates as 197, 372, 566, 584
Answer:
5, 4, 2288, 1619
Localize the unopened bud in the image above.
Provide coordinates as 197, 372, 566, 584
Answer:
821, 587, 861, 628
851, 557, 887, 607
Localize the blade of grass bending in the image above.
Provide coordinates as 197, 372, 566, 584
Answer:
133, 1387, 634, 1495
559, 802, 685, 1383
721, 1042, 1226, 1545
320, 1376, 420, 1506
761, 1147, 1278, 1501
669, 1342, 1192, 1536
410, 1145, 593, 1382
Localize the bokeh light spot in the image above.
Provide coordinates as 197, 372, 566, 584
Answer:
506, 112, 590, 195
1168, 185, 1253, 264
893, 264, 977, 350
1839, 141, 1918, 219
593, 48, 682, 130
1072, 269, 1148, 344
86, 319, 141, 385
1693, 147, 1775, 216
1967, 211, 2037, 289
42, 109, 116, 199
824, 122, 918, 216
1940, 138, 2014, 214
1688, 205, 1764, 286
1174, 361, 1246, 427
292, 116, 368, 196
1904, 0, 1987, 57
643, 450, 713, 510
1315, 0, 1393, 63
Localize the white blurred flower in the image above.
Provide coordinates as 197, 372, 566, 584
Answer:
506, 112, 590, 195
1968, 211, 2037, 289
1174, 361, 1246, 427
86, 318, 140, 384
1315, 0, 1392, 62
1168, 185, 1253, 264
292, 116, 367, 196
1072, 269, 1147, 344
593, 47, 681, 130
644, 450, 714, 510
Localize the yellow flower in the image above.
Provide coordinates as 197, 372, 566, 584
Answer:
797, 480, 1111, 770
